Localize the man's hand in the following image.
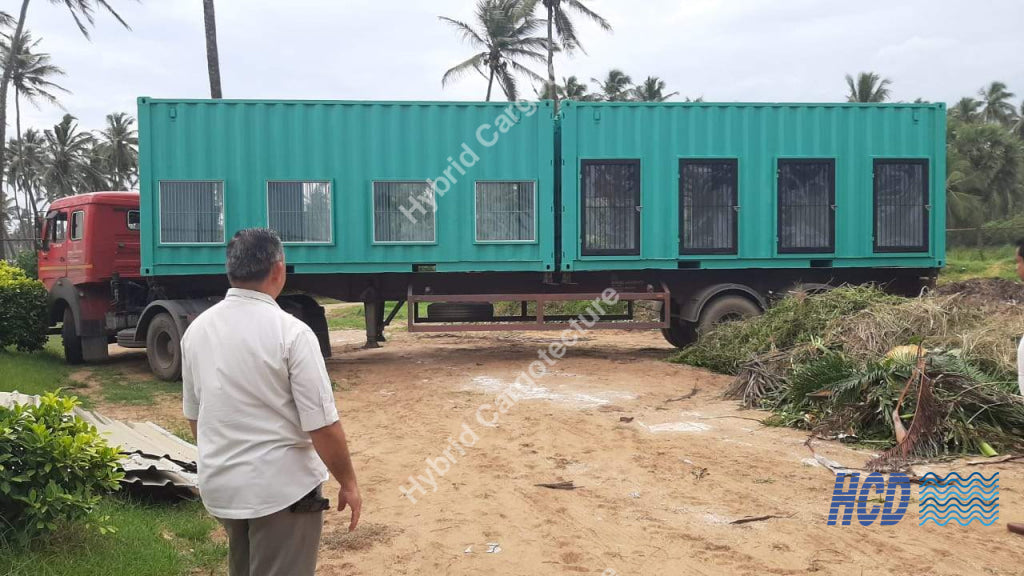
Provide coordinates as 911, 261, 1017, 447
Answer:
309, 421, 361, 531
337, 483, 362, 532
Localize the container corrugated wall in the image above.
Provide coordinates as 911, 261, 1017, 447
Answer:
559, 102, 946, 271
138, 98, 556, 276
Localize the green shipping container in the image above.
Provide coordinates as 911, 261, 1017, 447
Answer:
559, 101, 946, 272
137, 98, 557, 276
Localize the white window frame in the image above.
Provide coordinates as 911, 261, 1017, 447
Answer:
371, 180, 437, 245
158, 180, 226, 245
69, 210, 85, 241
265, 180, 334, 245
473, 180, 538, 244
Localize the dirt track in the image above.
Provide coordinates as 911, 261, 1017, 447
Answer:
95, 330, 1024, 575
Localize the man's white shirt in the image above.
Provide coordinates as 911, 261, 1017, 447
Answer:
182, 288, 338, 519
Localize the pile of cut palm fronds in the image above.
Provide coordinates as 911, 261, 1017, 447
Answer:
675, 286, 1024, 459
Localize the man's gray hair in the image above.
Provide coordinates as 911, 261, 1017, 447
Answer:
226, 228, 284, 283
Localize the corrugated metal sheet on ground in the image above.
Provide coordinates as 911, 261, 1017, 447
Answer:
1, 391, 197, 491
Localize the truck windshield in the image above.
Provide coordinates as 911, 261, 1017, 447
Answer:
127, 210, 140, 231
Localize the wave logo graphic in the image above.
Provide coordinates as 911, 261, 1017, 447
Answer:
918, 472, 999, 526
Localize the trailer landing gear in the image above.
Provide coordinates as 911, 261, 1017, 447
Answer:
363, 300, 405, 348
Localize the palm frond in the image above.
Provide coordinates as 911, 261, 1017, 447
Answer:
438, 17, 486, 47
442, 53, 486, 87
564, 0, 612, 30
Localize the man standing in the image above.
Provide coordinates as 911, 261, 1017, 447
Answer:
182, 228, 361, 576
1018, 239, 1024, 397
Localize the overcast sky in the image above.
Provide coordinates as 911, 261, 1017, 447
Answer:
18, 0, 1024, 132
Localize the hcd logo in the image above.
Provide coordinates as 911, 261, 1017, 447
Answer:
827, 471, 1000, 526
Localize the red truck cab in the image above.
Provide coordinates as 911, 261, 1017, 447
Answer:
39, 192, 141, 363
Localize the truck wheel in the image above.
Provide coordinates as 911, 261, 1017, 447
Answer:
662, 322, 697, 349
697, 295, 762, 335
146, 313, 182, 381
658, 301, 697, 349
62, 308, 84, 365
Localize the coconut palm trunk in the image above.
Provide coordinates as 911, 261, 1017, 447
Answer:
204, 0, 223, 98
545, 1, 556, 108
0, 0, 30, 260
13, 88, 25, 239
486, 69, 495, 102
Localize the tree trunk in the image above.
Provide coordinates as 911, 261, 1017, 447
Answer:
547, 3, 557, 111
203, 0, 223, 99
12, 89, 24, 249
26, 181, 41, 243
0, 0, 31, 260
486, 68, 494, 102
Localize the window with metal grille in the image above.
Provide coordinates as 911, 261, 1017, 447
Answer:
373, 181, 435, 243
680, 160, 738, 254
777, 160, 834, 253
874, 160, 928, 252
70, 211, 85, 241
267, 181, 332, 243
159, 181, 224, 244
475, 181, 535, 242
581, 160, 641, 256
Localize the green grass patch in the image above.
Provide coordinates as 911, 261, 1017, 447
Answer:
0, 338, 78, 398
326, 301, 409, 331
941, 245, 1017, 284
88, 367, 181, 406
0, 497, 227, 576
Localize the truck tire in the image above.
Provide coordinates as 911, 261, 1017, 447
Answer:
697, 295, 762, 335
146, 313, 182, 381
662, 322, 697, 349
658, 301, 697, 349
62, 307, 84, 365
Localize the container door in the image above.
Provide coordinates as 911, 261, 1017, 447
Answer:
580, 159, 641, 256
38, 209, 69, 282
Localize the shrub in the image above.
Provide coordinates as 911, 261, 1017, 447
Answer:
671, 285, 899, 374
0, 393, 123, 544
0, 261, 48, 352
13, 249, 38, 280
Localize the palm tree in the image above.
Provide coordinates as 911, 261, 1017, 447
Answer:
441, 0, 548, 102
536, 75, 591, 100
6, 129, 47, 237
978, 81, 1017, 126
0, 0, 131, 259
539, 0, 611, 108
631, 76, 679, 102
203, 0, 222, 98
43, 114, 98, 200
1, 30, 69, 238
591, 69, 632, 102
1016, 101, 1024, 140
95, 112, 138, 190
562, 75, 591, 100
1, 192, 16, 247
845, 72, 892, 103
949, 97, 982, 123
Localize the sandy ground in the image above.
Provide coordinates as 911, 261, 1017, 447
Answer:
91, 330, 1024, 576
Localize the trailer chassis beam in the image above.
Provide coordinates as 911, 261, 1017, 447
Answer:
406, 284, 670, 333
